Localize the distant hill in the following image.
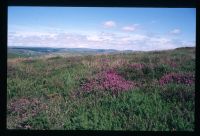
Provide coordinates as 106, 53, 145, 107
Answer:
9, 47, 63, 53
60, 48, 118, 53
175, 47, 195, 50
7, 46, 121, 58
8, 46, 195, 58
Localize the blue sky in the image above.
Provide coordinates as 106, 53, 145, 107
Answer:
8, 7, 196, 51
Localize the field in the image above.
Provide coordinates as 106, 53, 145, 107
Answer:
7, 47, 195, 131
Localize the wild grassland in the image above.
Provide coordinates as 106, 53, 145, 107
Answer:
7, 47, 195, 130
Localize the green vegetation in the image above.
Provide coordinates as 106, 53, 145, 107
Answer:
7, 47, 195, 130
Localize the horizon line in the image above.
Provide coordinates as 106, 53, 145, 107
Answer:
8, 45, 195, 52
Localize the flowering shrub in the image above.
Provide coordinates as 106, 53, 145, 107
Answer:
159, 72, 195, 86
7, 98, 48, 120
81, 69, 135, 94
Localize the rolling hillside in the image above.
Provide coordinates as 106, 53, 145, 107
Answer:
7, 47, 195, 130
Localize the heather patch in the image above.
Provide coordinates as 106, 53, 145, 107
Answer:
7, 97, 48, 121
159, 72, 195, 86
81, 69, 136, 95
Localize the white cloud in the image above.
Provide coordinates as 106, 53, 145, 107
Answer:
86, 35, 102, 42
170, 29, 181, 34
149, 37, 171, 44
117, 35, 177, 51
103, 21, 116, 28
122, 24, 139, 32
77, 44, 89, 48
14, 31, 57, 38
122, 26, 135, 31
120, 34, 147, 44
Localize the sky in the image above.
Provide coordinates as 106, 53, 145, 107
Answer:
8, 7, 196, 51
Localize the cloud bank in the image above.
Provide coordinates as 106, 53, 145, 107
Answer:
8, 21, 195, 51
8, 29, 195, 51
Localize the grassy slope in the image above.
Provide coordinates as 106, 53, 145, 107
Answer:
7, 47, 195, 130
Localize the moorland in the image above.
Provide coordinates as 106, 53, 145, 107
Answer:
7, 46, 195, 130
